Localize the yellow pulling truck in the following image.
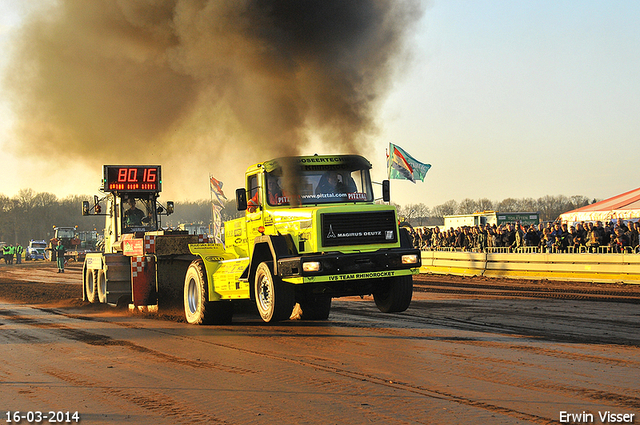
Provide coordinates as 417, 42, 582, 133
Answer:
184, 154, 421, 324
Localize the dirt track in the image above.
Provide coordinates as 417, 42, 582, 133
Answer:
0, 262, 638, 424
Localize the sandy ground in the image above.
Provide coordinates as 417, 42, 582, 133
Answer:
0, 261, 638, 424
0, 261, 83, 306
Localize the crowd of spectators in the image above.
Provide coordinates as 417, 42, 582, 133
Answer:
407, 220, 640, 254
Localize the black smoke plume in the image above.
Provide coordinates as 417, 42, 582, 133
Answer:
4, 0, 424, 197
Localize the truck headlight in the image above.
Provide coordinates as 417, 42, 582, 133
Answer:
302, 261, 321, 272
401, 254, 418, 264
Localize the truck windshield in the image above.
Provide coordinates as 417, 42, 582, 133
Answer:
56, 229, 75, 239
266, 167, 374, 206
122, 196, 157, 232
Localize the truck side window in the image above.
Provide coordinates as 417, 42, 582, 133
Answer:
266, 173, 284, 206
247, 175, 260, 212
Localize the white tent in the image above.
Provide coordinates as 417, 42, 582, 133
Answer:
559, 187, 640, 224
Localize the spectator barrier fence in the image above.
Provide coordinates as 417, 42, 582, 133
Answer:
420, 249, 640, 284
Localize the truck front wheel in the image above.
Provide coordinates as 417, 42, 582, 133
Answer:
255, 262, 294, 323
373, 275, 413, 313
184, 260, 233, 325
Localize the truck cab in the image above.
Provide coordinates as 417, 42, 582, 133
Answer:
228, 155, 389, 257
103, 192, 162, 253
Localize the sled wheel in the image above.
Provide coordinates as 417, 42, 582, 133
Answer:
184, 259, 233, 325
97, 269, 107, 303
84, 269, 98, 303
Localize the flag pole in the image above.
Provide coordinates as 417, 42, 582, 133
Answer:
386, 147, 390, 180
209, 174, 214, 236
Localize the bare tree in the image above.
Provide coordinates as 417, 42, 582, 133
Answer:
404, 203, 430, 225
496, 198, 520, 212
0, 195, 9, 243
396, 203, 418, 223
535, 195, 556, 221
477, 198, 494, 212
568, 195, 590, 210
431, 200, 458, 218
518, 198, 533, 211
458, 198, 480, 214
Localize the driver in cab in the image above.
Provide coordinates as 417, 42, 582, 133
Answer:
124, 198, 146, 226
267, 177, 284, 205
316, 171, 347, 195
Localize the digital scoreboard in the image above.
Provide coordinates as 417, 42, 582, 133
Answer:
103, 165, 162, 192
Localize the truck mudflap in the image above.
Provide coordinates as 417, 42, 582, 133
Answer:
277, 248, 421, 284
188, 243, 250, 300
131, 256, 155, 306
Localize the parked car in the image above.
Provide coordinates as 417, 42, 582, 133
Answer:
26, 240, 47, 261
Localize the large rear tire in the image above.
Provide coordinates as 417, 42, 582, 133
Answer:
255, 262, 294, 323
97, 269, 107, 303
184, 259, 233, 325
373, 275, 413, 313
84, 269, 98, 303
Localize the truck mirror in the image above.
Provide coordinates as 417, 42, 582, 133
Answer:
82, 201, 90, 216
166, 201, 174, 215
382, 180, 390, 203
236, 188, 247, 211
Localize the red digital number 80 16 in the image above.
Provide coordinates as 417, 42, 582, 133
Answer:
115, 167, 157, 183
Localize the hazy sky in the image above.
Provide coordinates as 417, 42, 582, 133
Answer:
1, 1, 639, 209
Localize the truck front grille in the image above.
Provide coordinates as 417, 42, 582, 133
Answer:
321, 211, 397, 247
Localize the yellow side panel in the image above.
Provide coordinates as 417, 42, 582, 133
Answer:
211, 258, 251, 300
188, 243, 237, 261
188, 243, 249, 300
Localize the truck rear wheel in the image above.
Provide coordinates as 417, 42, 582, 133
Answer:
255, 262, 294, 323
184, 259, 233, 325
373, 275, 413, 313
97, 270, 107, 303
84, 269, 98, 303
290, 296, 331, 320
